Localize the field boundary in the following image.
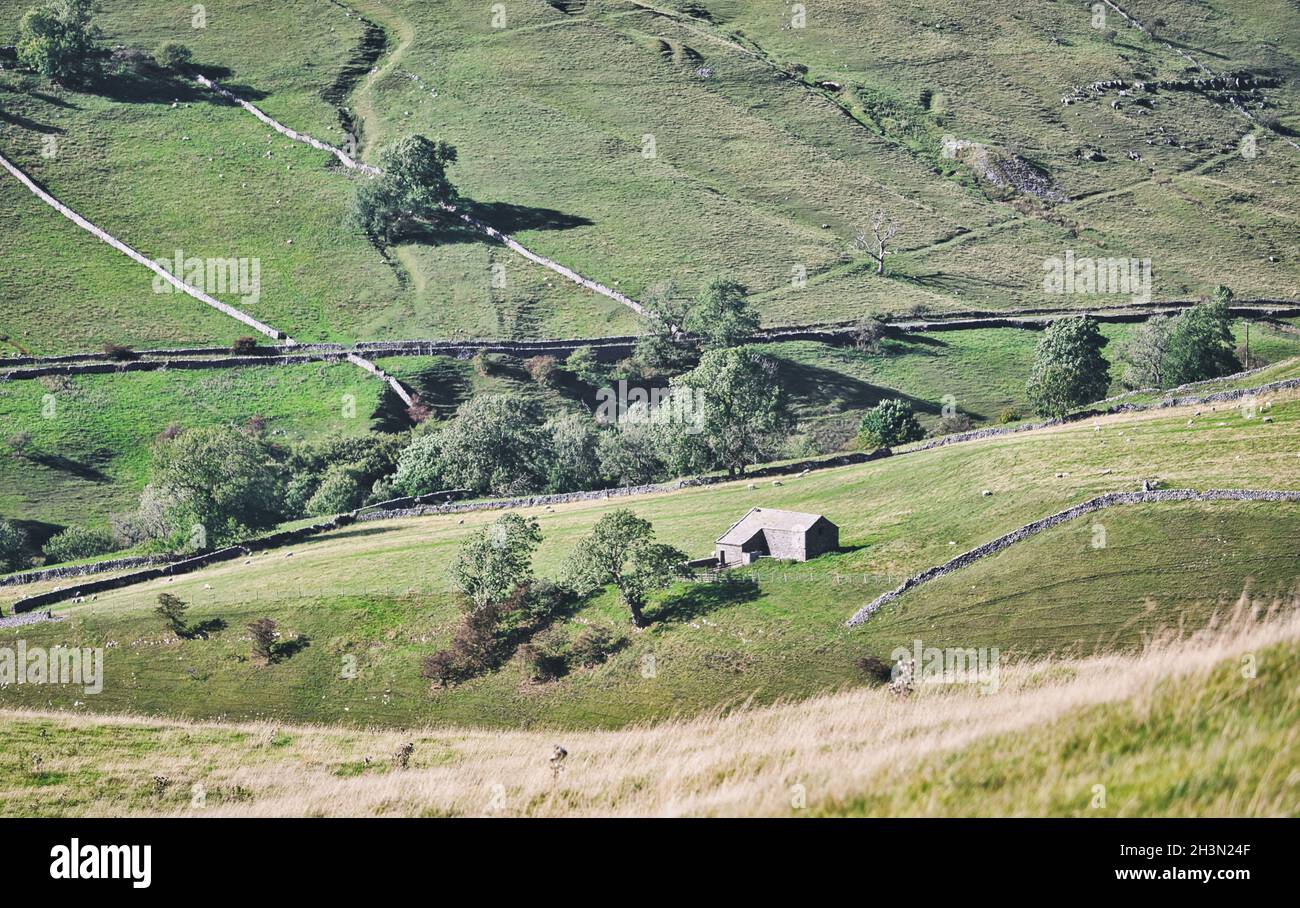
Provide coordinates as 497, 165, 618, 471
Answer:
0, 149, 287, 341
0, 147, 414, 404
8, 516, 356, 614
194, 73, 645, 316
845, 488, 1300, 627
6, 303, 1296, 381
7, 373, 1297, 609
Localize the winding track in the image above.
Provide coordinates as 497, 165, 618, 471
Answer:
193, 70, 645, 316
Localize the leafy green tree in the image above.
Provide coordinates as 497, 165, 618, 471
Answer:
155, 593, 189, 637
390, 432, 444, 497
392, 395, 550, 496
153, 41, 192, 70
0, 518, 25, 573
683, 278, 759, 352
304, 463, 368, 516
857, 399, 924, 449
564, 510, 689, 628
1116, 313, 1173, 390
545, 413, 603, 492
42, 525, 115, 565
1025, 316, 1110, 418
144, 426, 286, 546
17, 0, 99, 83
634, 282, 696, 373
564, 345, 608, 386
1162, 298, 1240, 387
664, 347, 790, 478
350, 135, 459, 243
451, 513, 542, 611
596, 407, 668, 486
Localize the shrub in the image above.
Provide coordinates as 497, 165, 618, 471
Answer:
857, 399, 924, 449
247, 618, 278, 665
305, 464, 367, 517
996, 407, 1021, 425
419, 650, 461, 686
564, 345, 607, 386
855, 655, 894, 684
568, 626, 624, 669
519, 630, 568, 683
16, 0, 99, 83
42, 525, 115, 565
406, 401, 432, 424
420, 601, 506, 685
153, 41, 192, 70
852, 316, 888, 353
7, 432, 33, 458
936, 413, 974, 436
524, 355, 558, 388
103, 343, 137, 361
231, 336, 259, 355
155, 593, 189, 637
520, 578, 575, 625
0, 518, 25, 573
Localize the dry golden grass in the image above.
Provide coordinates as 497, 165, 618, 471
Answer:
3, 601, 1295, 817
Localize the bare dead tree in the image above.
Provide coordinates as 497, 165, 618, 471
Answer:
854, 210, 900, 276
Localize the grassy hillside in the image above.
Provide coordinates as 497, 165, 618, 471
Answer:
0, 362, 387, 531
5, 0, 1298, 354
2, 391, 1297, 729
4, 320, 1294, 541
0, 0, 634, 354
346, 0, 1300, 321
1, 613, 1293, 816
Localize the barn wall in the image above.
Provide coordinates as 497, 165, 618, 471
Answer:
806, 521, 839, 558
764, 529, 806, 561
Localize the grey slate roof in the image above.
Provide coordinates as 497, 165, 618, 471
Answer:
716, 508, 830, 545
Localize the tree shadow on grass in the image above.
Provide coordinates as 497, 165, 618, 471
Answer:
87, 67, 210, 105
316, 525, 401, 544
370, 386, 419, 432
385, 199, 594, 250
25, 452, 109, 482
183, 617, 227, 640
649, 574, 762, 625
0, 108, 65, 135
395, 358, 473, 419
772, 358, 941, 417
26, 90, 78, 110
271, 634, 311, 663
463, 200, 593, 235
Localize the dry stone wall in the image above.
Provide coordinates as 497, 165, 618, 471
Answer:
845, 488, 1300, 627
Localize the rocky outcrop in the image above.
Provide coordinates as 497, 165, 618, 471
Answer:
845, 489, 1300, 627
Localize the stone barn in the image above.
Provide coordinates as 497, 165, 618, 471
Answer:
714, 508, 839, 566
